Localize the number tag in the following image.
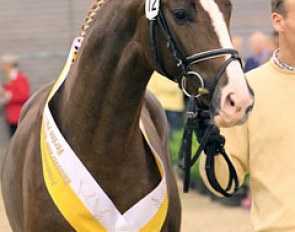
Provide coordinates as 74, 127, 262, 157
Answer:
145, 0, 160, 20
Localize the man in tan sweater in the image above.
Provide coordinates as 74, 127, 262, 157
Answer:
200, 0, 295, 231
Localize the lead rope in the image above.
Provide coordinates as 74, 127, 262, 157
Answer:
178, 98, 195, 193
178, 97, 239, 197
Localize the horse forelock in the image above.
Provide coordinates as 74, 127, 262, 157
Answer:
78, 0, 107, 38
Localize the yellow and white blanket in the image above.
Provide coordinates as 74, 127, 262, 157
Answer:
40, 38, 169, 232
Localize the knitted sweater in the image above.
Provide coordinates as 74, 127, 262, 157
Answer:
147, 72, 184, 112
200, 60, 295, 232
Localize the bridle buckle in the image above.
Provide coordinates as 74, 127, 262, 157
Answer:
187, 111, 198, 119
198, 87, 209, 96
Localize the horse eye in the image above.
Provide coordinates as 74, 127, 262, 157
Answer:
173, 10, 190, 24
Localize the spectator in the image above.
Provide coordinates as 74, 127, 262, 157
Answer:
0, 54, 30, 136
148, 72, 184, 134
232, 35, 243, 53
244, 32, 271, 72
232, 35, 246, 68
200, 0, 295, 231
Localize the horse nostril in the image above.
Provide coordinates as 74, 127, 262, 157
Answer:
225, 94, 243, 113
246, 105, 253, 114
230, 98, 235, 107
226, 94, 236, 107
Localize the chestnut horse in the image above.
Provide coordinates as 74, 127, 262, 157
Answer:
1, 0, 253, 231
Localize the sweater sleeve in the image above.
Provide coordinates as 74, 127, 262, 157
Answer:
199, 122, 250, 197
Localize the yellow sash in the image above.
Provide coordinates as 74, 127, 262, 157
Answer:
40, 38, 169, 231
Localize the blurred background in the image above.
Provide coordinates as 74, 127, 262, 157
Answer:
0, 1, 273, 231
0, 0, 273, 146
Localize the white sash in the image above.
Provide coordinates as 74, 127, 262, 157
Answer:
41, 38, 168, 232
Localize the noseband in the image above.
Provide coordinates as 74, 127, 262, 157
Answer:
149, 7, 242, 98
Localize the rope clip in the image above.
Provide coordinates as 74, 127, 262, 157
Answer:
187, 111, 198, 119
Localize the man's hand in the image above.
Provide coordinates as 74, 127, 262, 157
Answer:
194, 109, 225, 150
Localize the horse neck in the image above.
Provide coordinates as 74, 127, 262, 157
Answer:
52, 1, 153, 156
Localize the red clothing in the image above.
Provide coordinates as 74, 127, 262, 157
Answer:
3, 72, 30, 124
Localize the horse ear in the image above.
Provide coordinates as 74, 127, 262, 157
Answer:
145, 0, 160, 20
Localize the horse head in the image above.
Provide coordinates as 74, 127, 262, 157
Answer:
143, 0, 254, 128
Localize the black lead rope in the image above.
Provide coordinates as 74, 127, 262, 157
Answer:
178, 98, 239, 197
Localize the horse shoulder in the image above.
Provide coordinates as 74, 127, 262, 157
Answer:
1, 82, 55, 232
2, 82, 54, 176
19, 82, 54, 123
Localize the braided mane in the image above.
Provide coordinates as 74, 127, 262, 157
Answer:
78, 0, 106, 38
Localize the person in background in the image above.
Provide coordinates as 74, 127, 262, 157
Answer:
0, 54, 30, 137
232, 35, 243, 53
148, 72, 185, 135
200, 0, 295, 231
244, 31, 271, 72
232, 35, 246, 68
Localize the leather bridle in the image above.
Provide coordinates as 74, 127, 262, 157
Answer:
147, 3, 243, 197
149, 7, 243, 98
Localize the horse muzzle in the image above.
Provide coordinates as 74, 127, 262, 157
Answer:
213, 84, 254, 128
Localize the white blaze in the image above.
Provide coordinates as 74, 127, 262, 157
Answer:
199, 0, 233, 49
199, 0, 253, 127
